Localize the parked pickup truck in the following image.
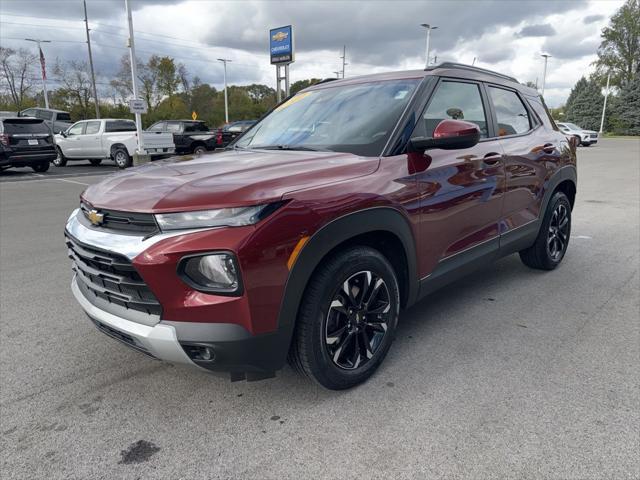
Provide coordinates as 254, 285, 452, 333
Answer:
19, 107, 73, 134
147, 120, 217, 155
54, 119, 175, 168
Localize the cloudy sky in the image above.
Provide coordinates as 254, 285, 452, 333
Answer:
0, 0, 623, 107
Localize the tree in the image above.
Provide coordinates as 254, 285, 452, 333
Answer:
594, 0, 640, 87
0, 47, 37, 110
564, 77, 605, 130
610, 75, 640, 134
290, 78, 322, 96
52, 59, 95, 119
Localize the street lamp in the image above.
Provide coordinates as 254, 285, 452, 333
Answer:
217, 58, 232, 124
25, 38, 51, 109
420, 24, 438, 68
540, 53, 551, 97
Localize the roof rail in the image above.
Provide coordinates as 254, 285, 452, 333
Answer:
315, 78, 339, 85
426, 62, 518, 83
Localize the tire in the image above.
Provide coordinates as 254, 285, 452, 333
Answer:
112, 147, 131, 169
519, 191, 571, 270
31, 161, 49, 173
193, 145, 207, 156
89, 159, 102, 166
289, 246, 400, 390
53, 147, 67, 167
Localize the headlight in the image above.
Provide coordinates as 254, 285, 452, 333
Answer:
179, 252, 241, 294
155, 205, 269, 231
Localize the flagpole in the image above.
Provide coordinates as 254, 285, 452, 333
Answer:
25, 38, 51, 109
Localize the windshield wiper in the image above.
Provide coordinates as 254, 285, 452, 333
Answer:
249, 144, 331, 152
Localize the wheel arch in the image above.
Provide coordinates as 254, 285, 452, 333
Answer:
276, 207, 419, 337
110, 143, 129, 157
544, 166, 577, 212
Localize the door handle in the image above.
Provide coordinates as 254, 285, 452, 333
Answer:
542, 143, 557, 154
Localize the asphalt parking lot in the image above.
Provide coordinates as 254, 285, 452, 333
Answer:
1, 139, 638, 479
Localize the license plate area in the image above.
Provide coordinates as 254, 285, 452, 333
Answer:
28, 139, 39, 145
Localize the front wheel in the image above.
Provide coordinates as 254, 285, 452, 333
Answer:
112, 147, 131, 169
53, 147, 67, 167
289, 246, 400, 390
520, 191, 571, 270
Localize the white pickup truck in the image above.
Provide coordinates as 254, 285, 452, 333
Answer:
54, 119, 175, 168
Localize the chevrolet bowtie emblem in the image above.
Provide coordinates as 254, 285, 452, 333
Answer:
272, 31, 288, 42
88, 209, 105, 226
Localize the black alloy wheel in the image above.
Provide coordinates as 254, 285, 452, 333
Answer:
547, 203, 569, 262
325, 271, 391, 370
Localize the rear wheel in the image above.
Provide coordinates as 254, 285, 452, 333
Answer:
519, 191, 571, 270
53, 147, 67, 167
89, 159, 102, 166
31, 161, 49, 173
113, 147, 131, 169
289, 246, 400, 390
193, 145, 207, 156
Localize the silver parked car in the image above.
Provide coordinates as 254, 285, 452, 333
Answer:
556, 122, 598, 147
18, 107, 73, 134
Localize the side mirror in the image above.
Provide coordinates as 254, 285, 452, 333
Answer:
408, 119, 481, 153
59, 130, 67, 137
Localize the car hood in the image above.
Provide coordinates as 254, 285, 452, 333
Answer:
81, 149, 379, 213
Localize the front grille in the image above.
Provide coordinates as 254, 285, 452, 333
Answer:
66, 234, 162, 316
80, 203, 158, 234
590, 133, 598, 139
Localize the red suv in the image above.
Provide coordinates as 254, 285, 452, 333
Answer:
66, 63, 576, 389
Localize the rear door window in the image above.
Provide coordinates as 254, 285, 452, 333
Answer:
488, 87, 532, 136
415, 81, 489, 138
84, 121, 101, 135
56, 112, 71, 121
105, 120, 136, 132
2, 119, 50, 134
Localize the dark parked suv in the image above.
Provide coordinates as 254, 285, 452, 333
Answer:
1, 117, 56, 172
65, 63, 576, 389
147, 120, 217, 155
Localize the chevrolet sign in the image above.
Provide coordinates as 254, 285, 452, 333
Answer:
269, 25, 294, 65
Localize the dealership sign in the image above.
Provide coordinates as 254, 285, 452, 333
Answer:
270, 25, 294, 64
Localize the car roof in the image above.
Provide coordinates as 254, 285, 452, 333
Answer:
21, 107, 69, 113
304, 62, 538, 96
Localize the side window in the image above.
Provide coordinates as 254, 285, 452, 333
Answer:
488, 87, 531, 136
106, 120, 135, 132
84, 121, 101, 134
166, 122, 182, 133
148, 122, 166, 132
21, 109, 36, 117
67, 122, 85, 135
36, 110, 54, 120
414, 81, 488, 139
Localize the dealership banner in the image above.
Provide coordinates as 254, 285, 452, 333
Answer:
270, 25, 294, 64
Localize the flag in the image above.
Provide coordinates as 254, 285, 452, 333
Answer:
39, 47, 46, 81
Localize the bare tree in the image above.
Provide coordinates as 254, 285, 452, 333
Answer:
0, 47, 37, 110
53, 59, 94, 118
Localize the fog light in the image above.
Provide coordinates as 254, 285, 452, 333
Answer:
180, 252, 241, 294
182, 344, 215, 362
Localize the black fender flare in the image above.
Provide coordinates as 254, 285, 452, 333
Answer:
110, 143, 128, 157
540, 165, 577, 218
271, 207, 419, 362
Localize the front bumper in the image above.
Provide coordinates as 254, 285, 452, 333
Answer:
66, 208, 292, 380
72, 275, 195, 365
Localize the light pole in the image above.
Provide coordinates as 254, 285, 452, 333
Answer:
541, 53, 551, 97
25, 38, 51, 109
420, 23, 438, 68
124, 0, 145, 155
599, 72, 611, 134
217, 58, 232, 123
340, 45, 348, 78
83, 0, 100, 118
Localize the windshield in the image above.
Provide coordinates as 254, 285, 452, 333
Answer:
564, 123, 580, 130
235, 78, 420, 156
